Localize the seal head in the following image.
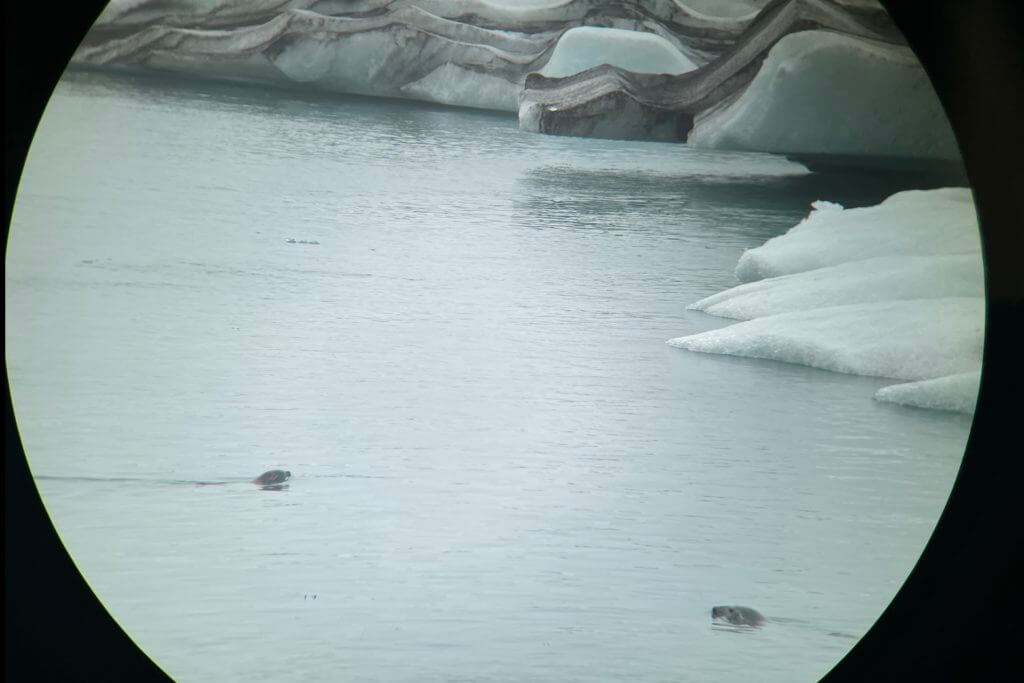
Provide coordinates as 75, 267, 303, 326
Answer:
253, 470, 291, 486
712, 605, 765, 627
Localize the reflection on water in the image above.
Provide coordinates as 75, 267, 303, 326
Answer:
6, 68, 970, 682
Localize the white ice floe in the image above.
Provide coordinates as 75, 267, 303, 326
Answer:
873, 371, 981, 414
670, 187, 985, 413
80, 2, 953, 160
734, 188, 979, 283
692, 254, 983, 320
687, 30, 960, 160
539, 26, 699, 78
669, 298, 983, 381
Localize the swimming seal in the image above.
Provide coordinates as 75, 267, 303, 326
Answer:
712, 605, 765, 627
253, 470, 291, 486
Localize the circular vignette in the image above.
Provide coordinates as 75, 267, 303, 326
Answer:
4, 3, 171, 681
824, 2, 1023, 681
4, 2, 1022, 682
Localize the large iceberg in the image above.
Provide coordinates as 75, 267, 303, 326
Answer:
68, 0, 955, 159
669, 188, 985, 414
73, 0, 747, 113
671, 298, 983, 380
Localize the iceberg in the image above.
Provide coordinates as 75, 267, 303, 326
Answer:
691, 254, 984, 320
71, 1, 951, 159
516, 0, 954, 156
74, 0, 746, 113
669, 298, 983, 381
669, 187, 985, 413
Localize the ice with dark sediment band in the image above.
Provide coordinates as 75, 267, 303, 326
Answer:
538, 26, 700, 78
72, 1, 955, 159
73, 3, 982, 413
516, 0, 957, 156
75, 0, 738, 113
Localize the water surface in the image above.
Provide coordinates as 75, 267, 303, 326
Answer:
6, 68, 970, 682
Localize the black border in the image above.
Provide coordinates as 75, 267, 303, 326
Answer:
5, 2, 1022, 681
824, 3, 1023, 678
5, 4, 173, 680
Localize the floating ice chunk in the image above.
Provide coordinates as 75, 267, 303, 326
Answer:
671, 187, 984, 414
688, 30, 960, 159
668, 298, 984, 381
539, 26, 699, 78
734, 188, 979, 283
692, 254, 984, 320
874, 371, 981, 414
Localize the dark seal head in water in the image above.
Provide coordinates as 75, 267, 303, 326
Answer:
712, 605, 765, 627
253, 470, 291, 486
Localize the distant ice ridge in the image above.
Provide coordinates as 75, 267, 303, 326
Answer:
74, 1, 952, 159
516, 1, 957, 158
873, 371, 981, 414
74, 0, 742, 114
669, 188, 984, 414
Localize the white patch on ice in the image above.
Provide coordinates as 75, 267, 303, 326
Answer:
873, 371, 981, 414
670, 187, 985, 413
668, 298, 983, 381
400, 63, 519, 112
734, 188, 979, 283
539, 26, 699, 78
687, 30, 961, 160
674, 0, 766, 21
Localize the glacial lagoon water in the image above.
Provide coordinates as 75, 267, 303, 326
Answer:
6, 68, 972, 682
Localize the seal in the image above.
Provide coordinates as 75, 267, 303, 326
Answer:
712, 605, 765, 627
253, 470, 291, 486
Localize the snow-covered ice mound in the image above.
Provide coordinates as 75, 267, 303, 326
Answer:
517, 1, 955, 158
72, 0, 741, 114
734, 188, 979, 282
691, 254, 984, 320
670, 297, 983, 380
873, 371, 981, 414
539, 27, 699, 78
75, 1, 950, 160
669, 187, 985, 414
